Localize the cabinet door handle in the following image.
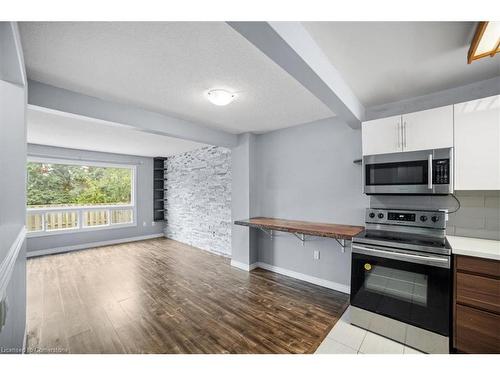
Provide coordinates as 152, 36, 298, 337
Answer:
403, 121, 407, 149
397, 120, 401, 149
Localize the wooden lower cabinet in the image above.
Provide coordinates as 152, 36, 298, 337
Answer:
456, 272, 500, 313
454, 255, 500, 354
455, 304, 500, 353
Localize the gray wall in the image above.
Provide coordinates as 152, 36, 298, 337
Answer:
164, 146, 232, 256
231, 134, 259, 266
26, 144, 164, 254
0, 22, 27, 353
0, 241, 26, 353
253, 117, 369, 290
371, 191, 500, 241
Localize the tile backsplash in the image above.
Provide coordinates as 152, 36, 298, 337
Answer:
370, 191, 500, 240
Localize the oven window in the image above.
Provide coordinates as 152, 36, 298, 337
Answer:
350, 252, 451, 336
365, 160, 428, 185
364, 265, 428, 306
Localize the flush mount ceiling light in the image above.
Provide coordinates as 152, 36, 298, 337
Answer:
468, 21, 500, 64
206, 89, 236, 106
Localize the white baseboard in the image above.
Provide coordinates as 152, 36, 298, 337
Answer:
254, 262, 350, 294
26, 233, 165, 258
230, 259, 258, 271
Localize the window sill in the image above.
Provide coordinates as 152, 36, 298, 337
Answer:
26, 222, 137, 238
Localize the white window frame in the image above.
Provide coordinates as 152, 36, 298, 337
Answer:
26, 157, 137, 238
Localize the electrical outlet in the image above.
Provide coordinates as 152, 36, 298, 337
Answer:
313, 250, 320, 260
143, 221, 147, 227
152, 221, 156, 226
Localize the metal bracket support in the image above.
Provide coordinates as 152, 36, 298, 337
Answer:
334, 238, 350, 253
258, 227, 273, 240
292, 232, 306, 246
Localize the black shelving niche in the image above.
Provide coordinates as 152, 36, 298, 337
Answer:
153, 157, 167, 221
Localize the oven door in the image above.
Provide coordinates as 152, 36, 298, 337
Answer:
350, 243, 451, 336
363, 148, 453, 195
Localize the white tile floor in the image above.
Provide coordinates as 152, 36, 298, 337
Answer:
315, 307, 424, 354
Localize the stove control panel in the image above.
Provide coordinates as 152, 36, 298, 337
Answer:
366, 209, 447, 229
388, 212, 415, 222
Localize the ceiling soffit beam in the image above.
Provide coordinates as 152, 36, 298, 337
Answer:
27, 80, 238, 148
365, 76, 500, 121
0, 22, 27, 87
228, 22, 365, 129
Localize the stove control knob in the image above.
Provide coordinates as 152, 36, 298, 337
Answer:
420, 215, 427, 222
377, 213, 384, 219
431, 216, 439, 223
369, 212, 375, 218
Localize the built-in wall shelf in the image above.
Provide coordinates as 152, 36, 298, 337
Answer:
235, 217, 364, 251
153, 157, 168, 221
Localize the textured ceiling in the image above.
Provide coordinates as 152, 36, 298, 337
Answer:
27, 107, 207, 157
303, 22, 500, 107
19, 22, 334, 134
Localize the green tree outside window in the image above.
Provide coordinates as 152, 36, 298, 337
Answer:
27, 162, 132, 208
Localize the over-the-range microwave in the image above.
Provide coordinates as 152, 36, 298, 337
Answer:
363, 147, 453, 195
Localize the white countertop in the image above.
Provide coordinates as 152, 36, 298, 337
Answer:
447, 235, 500, 261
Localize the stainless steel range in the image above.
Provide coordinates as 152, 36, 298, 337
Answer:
350, 208, 452, 354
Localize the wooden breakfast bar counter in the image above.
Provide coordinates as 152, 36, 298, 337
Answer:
234, 217, 364, 249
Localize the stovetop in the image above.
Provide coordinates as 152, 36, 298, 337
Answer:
353, 229, 451, 255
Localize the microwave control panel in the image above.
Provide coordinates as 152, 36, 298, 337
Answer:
433, 159, 449, 184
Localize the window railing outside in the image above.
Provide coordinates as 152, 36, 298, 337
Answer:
46, 211, 79, 231
83, 209, 109, 227
26, 205, 135, 235
111, 209, 134, 225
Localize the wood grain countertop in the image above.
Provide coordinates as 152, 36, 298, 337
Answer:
234, 217, 364, 240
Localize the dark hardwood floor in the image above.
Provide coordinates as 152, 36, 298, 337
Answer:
26, 238, 349, 354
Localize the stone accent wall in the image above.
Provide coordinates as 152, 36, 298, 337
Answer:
164, 146, 232, 255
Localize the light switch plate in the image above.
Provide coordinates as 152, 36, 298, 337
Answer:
313, 250, 320, 260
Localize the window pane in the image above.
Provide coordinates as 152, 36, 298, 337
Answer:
46, 211, 78, 231
83, 210, 109, 227
27, 162, 132, 208
26, 213, 43, 232
111, 209, 133, 224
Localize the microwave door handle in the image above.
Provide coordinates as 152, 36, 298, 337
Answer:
428, 153, 433, 189
352, 245, 449, 267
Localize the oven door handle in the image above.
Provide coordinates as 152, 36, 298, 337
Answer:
352, 244, 450, 268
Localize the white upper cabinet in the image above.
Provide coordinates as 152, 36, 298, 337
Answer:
362, 115, 402, 155
402, 105, 454, 152
454, 95, 500, 190
362, 105, 454, 156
